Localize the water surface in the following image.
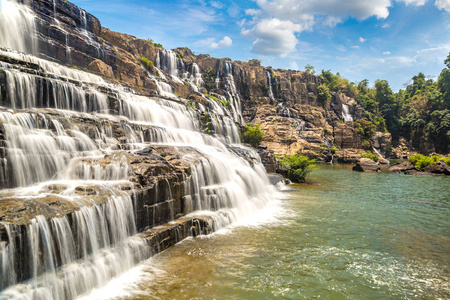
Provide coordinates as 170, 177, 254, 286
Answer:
86, 165, 450, 299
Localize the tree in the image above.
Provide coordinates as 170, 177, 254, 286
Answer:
305, 64, 315, 74
444, 52, 450, 69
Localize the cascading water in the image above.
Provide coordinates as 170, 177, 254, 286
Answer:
0, 0, 37, 54
0, 1, 278, 299
222, 61, 244, 124
342, 104, 353, 122
266, 71, 275, 103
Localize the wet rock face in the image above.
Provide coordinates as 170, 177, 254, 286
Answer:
24, 0, 371, 164
31, 0, 115, 68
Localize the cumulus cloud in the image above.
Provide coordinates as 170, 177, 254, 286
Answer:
359, 37, 367, 43
246, 9, 262, 16
397, 0, 427, 6
383, 51, 391, 55
211, 36, 233, 49
435, 0, 450, 12
196, 36, 233, 49
255, 0, 391, 27
240, 0, 394, 58
241, 18, 303, 57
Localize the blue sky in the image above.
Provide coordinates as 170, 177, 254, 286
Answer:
71, 0, 450, 91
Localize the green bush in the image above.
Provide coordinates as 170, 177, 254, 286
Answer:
330, 146, 339, 154
408, 154, 449, 170
361, 152, 379, 162
362, 140, 372, 150
279, 155, 317, 183
442, 157, 450, 165
140, 57, 154, 71
147, 38, 163, 48
355, 119, 376, 140
243, 124, 265, 148
317, 85, 331, 107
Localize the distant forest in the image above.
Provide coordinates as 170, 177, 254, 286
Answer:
315, 53, 450, 154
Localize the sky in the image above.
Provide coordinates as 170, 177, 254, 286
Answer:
71, 0, 450, 91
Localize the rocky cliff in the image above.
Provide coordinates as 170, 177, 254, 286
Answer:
21, 0, 390, 164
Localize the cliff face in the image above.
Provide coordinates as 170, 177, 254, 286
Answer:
25, 0, 390, 161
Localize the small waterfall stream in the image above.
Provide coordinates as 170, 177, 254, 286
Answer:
342, 104, 353, 122
0, 1, 277, 299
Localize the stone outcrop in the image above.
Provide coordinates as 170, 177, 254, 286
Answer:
353, 158, 380, 173
424, 160, 450, 175
389, 161, 423, 175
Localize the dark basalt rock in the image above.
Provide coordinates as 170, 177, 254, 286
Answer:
424, 160, 450, 175
389, 161, 424, 175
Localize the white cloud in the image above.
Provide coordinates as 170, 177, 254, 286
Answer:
381, 23, 391, 28
290, 61, 299, 70
383, 51, 391, 55
396, 0, 427, 6
255, 0, 391, 28
210, 1, 224, 9
241, 18, 303, 57
246, 9, 262, 16
359, 37, 367, 43
435, 0, 450, 12
351, 45, 360, 49
196, 36, 233, 49
211, 36, 233, 49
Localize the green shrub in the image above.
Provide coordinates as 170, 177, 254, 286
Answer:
243, 124, 265, 148
355, 119, 376, 140
140, 57, 154, 71
147, 38, 163, 48
361, 152, 379, 162
330, 146, 339, 154
362, 140, 372, 150
317, 85, 331, 107
279, 155, 317, 183
408, 154, 448, 170
206, 94, 230, 107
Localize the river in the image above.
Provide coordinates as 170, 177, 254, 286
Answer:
83, 165, 449, 299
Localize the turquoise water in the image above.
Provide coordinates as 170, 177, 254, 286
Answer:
95, 165, 449, 299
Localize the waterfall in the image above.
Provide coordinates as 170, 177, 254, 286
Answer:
222, 61, 244, 124
0, 6, 276, 297
342, 104, 353, 122
0, 0, 37, 54
155, 49, 183, 83
266, 71, 275, 103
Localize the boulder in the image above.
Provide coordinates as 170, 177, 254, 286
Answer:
389, 161, 423, 175
88, 59, 115, 79
353, 158, 380, 172
424, 160, 450, 175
